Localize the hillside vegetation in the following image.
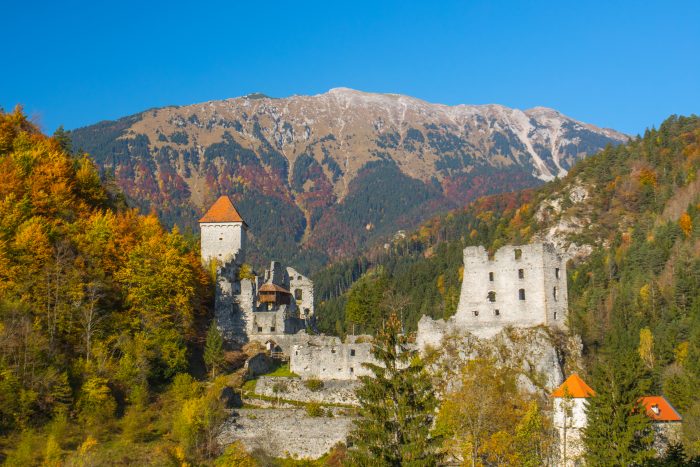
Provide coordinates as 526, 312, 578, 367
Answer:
314, 114, 700, 454
0, 109, 230, 464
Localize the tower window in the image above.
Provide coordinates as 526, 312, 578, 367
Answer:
487, 291, 496, 302
554, 312, 558, 320
489, 272, 494, 281
518, 269, 524, 279
555, 268, 560, 279
553, 287, 558, 301
472, 310, 479, 317
514, 248, 522, 260
519, 289, 526, 300
350, 349, 356, 356
257, 326, 263, 332
350, 367, 354, 373
219, 237, 223, 241
295, 288, 303, 301
494, 309, 500, 316
270, 326, 275, 332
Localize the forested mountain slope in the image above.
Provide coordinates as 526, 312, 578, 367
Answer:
313, 114, 700, 454
69, 89, 626, 271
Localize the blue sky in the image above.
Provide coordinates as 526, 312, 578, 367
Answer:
2, 0, 698, 135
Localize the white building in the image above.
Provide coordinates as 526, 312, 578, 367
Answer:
551, 373, 595, 466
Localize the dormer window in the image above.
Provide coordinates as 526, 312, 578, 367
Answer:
651, 405, 660, 415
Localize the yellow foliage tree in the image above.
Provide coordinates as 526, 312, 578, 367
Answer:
638, 327, 655, 369
679, 212, 692, 237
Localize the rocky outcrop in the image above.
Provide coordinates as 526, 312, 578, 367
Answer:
420, 324, 582, 396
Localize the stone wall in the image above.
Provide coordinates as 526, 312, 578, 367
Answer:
254, 377, 360, 405
453, 243, 568, 338
287, 267, 315, 319
200, 222, 245, 264
290, 336, 376, 380
219, 408, 354, 459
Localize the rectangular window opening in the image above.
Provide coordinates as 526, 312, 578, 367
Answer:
489, 272, 494, 282
519, 289, 526, 300
350, 349, 356, 356
555, 267, 560, 279
518, 269, 524, 279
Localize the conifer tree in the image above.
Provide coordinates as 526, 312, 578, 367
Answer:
347, 312, 441, 466
583, 338, 655, 465
204, 321, 225, 379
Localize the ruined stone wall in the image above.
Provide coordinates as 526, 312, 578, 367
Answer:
287, 267, 315, 319
290, 337, 376, 380
219, 408, 354, 459
254, 377, 360, 405
454, 243, 568, 338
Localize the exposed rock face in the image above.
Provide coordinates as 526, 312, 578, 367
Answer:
422, 325, 582, 396
219, 408, 354, 459
70, 89, 627, 264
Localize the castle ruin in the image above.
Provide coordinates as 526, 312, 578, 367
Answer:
418, 242, 568, 347
199, 196, 315, 352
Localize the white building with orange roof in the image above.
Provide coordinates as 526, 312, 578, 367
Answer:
551, 373, 595, 466
640, 395, 683, 453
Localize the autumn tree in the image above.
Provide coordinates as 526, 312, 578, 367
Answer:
435, 358, 550, 466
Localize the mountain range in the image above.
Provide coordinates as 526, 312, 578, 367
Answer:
69, 88, 628, 271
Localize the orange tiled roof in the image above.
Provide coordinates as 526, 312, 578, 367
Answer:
640, 396, 682, 422
199, 196, 247, 224
258, 283, 291, 294
551, 373, 596, 398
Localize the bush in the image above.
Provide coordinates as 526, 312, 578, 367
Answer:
304, 378, 324, 392
305, 403, 325, 417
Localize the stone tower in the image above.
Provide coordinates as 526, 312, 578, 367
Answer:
453, 242, 568, 338
199, 195, 248, 265
200, 195, 250, 343
552, 373, 595, 466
